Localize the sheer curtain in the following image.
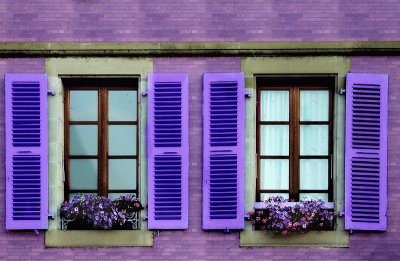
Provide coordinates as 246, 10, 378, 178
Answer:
260, 91, 289, 191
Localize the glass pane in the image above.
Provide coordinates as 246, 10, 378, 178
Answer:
300, 193, 329, 202
300, 90, 329, 121
300, 159, 329, 190
108, 193, 137, 201
70, 91, 98, 121
260, 193, 289, 202
260, 159, 289, 190
109, 125, 137, 156
260, 125, 289, 156
300, 125, 328, 155
70, 125, 98, 155
70, 159, 98, 190
260, 91, 289, 121
108, 159, 137, 190
109, 91, 137, 121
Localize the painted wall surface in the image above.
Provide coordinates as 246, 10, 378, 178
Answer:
0, 57, 399, 260
0, 1, 399, 42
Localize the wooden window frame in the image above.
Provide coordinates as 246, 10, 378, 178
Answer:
256, 77, 334, 202
64, 78, 139, 200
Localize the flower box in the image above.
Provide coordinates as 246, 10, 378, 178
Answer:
60, 194, 144, 230
249, 196, 336, 237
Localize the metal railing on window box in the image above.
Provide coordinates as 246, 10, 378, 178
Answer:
61, 212, 140, 231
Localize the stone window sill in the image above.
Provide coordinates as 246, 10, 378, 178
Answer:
45, 229, 153, 247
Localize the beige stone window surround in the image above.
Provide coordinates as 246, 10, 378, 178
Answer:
241, 57, 350, 247
45, 58, 153, 247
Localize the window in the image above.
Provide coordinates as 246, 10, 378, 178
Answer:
64, 78, 139, 201
256, 77, 333, 202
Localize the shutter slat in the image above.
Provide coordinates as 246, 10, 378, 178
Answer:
345, 73, 387, 231
5, 74, 48, 230
148, 73, 189, 229
203, 73, 245, 230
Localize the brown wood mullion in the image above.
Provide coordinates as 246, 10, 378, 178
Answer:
108, 155, 138, 159
69, 121, 98, 125
64, 87, 70, 201
259, 190, 290, 193
99, 87, 109, 197
258, 121, 290, 125
69, 155, 98, 159
108, 121, 137, 125
299, 121, 329, 125
328, 85, 334, 202
291, 86, 300, 202
256, 87, 261, 202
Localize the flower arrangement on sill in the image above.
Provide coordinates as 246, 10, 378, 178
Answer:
60, 194, 144, 230
249, 196, 336, 237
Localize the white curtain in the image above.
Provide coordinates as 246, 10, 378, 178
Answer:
300, 90, 329, 121
300, 159, 328, 190
261, 91, 289, 121
260, 159, 289, 190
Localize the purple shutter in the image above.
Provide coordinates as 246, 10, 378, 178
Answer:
148, 73, 189, 229
5, 74, 48, 230
345, 73, 388, 231
202, 73, 245, 230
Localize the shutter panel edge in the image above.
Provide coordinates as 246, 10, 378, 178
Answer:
345, 72, 388, 231
202, 72, 245, 230
147, 73, 189, 229
5, 74, 48, 230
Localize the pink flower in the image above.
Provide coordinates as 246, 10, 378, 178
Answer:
282, 231, 288, 236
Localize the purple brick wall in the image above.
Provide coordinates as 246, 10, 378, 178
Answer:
0, 0, 398, 42
0, 57, 399, 260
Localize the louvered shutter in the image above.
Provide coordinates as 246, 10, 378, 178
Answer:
148, 73, 189, 229
345, 73, 388, 231
5, 74, 48, 230
202, 73, 245, 230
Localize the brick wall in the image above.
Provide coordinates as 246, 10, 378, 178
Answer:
0, 0, 399, 42
0, 57, 399, 260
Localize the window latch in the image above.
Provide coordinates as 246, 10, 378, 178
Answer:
47, 88, 55, 96
245, 89, 252, 98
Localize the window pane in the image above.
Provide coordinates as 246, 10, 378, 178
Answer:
300, 159, 329, 190
260, 125, 289, 156
70, 125, 98, 155
300, 193, 329, 202
260, 159, 289, 190
300, 125, 328, 155
108, 159, 137, 190
70, 91, 98, 121
300, 90, 329, 121
70, 159, 98, 190
260, 193, 289, 202
109, 125, 137, 156
109, 91, 137, 121
260, 91, 289, 121
108, 193, 137, 201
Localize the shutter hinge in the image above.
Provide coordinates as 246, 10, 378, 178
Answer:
245, 89, 252, 98
142, 215, 148, 221
47, 88, 55, 96
48, 212, 55, 220
338, 210, 345, 217
339, 88, 346, 95
141, 90, 148, 96
244, 214, 250, 221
